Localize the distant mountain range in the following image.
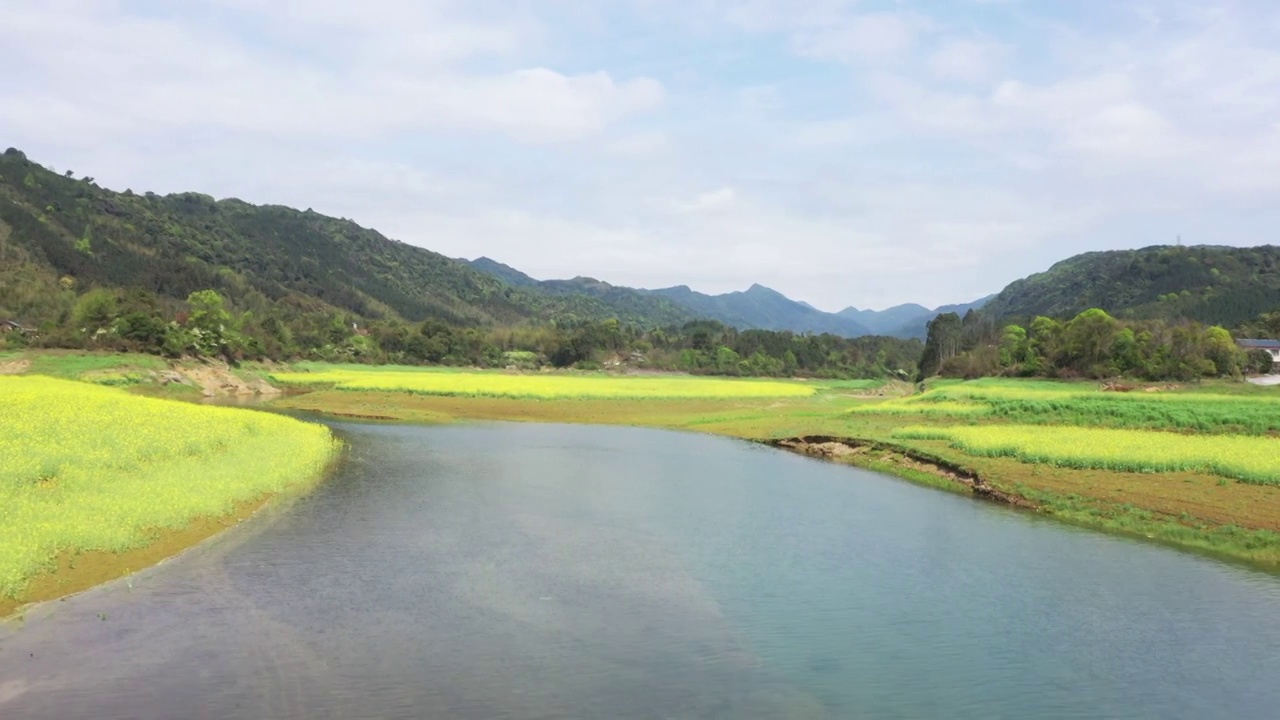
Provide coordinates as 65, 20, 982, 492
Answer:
464, 257, 990, 339
838, 297, 995, 338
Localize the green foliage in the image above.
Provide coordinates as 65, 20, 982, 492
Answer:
73, 225, 92, 256
71, 288, 118, 332
931, 306, 1253, 381
918, 312, 962, 378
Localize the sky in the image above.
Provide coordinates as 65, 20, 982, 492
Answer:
4, 1, 1280, 311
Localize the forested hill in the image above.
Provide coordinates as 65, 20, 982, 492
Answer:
0, 148, 691, 329
982, 245, 1280, 327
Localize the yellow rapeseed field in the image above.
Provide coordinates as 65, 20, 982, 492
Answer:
269, 368, 816, 399
893, 424, 1280, 485
0, 376, 339, 598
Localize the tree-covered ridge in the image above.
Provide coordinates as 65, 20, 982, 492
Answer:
983, 244, 1280, 327
0, 148, 690, 330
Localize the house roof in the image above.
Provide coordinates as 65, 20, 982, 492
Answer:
1237, 338, 1280, 349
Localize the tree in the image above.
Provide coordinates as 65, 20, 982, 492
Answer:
714, 345, 742, 374
998, 324, 1033, 369
1111, 327, 1141, 375
1061, 308, 1119, 375
1204, 326, 1243, 377
72, 289, 119, 332
185, 289, 236, 358
918, 312, 962, 378
1029, 316, 1064, 370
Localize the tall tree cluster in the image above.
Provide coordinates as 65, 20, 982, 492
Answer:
920, 306, 1269, 381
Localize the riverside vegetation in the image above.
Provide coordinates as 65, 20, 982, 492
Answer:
0, 375, 339, 615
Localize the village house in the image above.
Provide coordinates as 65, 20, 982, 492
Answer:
1237, 338, 1280, 371
0, 319, 30, 334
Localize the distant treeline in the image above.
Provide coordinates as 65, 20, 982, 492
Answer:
920, 308, 1277, 381
0, 286, 922, 379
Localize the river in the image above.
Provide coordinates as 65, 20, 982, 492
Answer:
2, 422, 1279, 718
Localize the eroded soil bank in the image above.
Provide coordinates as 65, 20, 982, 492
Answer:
769, 436, 1036, 508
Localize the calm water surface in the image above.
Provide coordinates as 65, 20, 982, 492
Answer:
3, 422, 1280, 719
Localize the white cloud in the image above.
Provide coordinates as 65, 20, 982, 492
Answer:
737, 84, 782, 113
792, 12, 926, 63
682, 188, 739, 213
603, 131, 672, 156
721, 3, 928, 64
0, 1, 663, 145
5, 0, 1280, 310
928, 40, 1006, 82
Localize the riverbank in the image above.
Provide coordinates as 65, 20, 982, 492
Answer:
1, 376, 341, 619
0, 494, 274, 619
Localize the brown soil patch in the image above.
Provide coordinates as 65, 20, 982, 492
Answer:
179, 362, 280, 397
1, 494, 272, 620
0, 359, 31, 375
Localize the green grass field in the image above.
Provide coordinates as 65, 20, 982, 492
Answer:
0, 350, 167, 381
0, 376, 340, 601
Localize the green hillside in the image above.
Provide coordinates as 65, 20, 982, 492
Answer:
464, 256, 539, 287
0, 149, 687, 329
983, 245, 1280, 326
